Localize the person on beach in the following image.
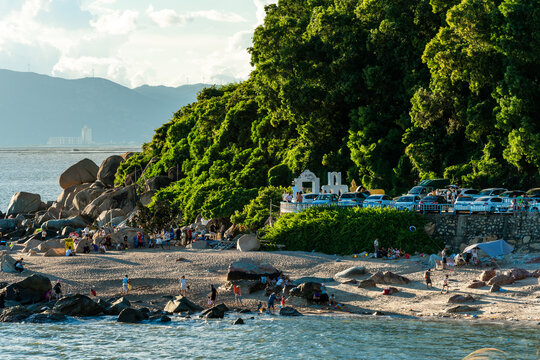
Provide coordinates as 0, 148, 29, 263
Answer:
122, 275, 130, 294
329, 294, 336, 308
156, 232, 163, 249
374, 238, 379, 256
99, 243, 106, 253
233, 284, 242, 305
441, 248, 447, 270
41, 230, 47, 241
83, 226, 90, 237
268, 293, 277, 312
210, 285, 217, 306
280, 296, 286, 308
257, 302, 263, 313
14, 258, 24, 273
425, 269, 432, 289
472, 248, 479, 266
66, 246, 73, 256
180, 276, 188, 296
441, 275, 449, 294
123, 235, 129, 250
53, 280, 62, 299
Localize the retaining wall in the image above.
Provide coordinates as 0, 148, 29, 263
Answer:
424, 213, 540, 253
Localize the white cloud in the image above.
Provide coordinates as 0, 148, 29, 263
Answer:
89, 9, 138, 35
146, 5, 246, 28
253, 0, 277, 26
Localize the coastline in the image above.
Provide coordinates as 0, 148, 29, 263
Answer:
2, 248, 539, 324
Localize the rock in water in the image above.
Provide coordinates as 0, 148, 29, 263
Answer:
27, 312, 66, 323
448, 295, 475, 304
7, 192, 43, 215
117, 308, 144, 323
105, 297, 131, 315
53, 294, 104, 316
335, 266, 367, 279
164, 296, 203, 313
0, 251, 18, 273
201, 304, 229, 319
59, 159, 99, 189
279, 307, 302, 316
227, 259, 280, 281
233, 318, 245, 325
289, 282, 322, 300
5, 274, 52, 305
0, 306, 32, 322
97, 155, 124, 187
479, 270, 496, 282
236, 234, 260, 252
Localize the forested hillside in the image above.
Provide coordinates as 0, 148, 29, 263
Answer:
117, 0, 540, 226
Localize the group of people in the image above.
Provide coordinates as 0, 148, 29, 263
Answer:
423, 269, 450, 293
373, 239, 409, 260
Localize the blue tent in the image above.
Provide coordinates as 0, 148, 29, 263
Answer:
462, 239, 514, 258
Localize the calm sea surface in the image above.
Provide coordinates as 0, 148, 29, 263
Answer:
0, 314, 538, 359
0, 147, 139, 213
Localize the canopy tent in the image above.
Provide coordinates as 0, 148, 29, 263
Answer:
462, 239, 514, 258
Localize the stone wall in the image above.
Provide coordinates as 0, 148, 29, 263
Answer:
424, 213, 540, 253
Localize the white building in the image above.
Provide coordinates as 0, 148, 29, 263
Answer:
47, 126, 93, 146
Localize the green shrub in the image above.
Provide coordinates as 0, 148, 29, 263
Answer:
262, 206, 441, 255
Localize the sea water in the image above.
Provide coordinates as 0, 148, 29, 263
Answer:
0, 314, 538, 359
0, 147, 139, 213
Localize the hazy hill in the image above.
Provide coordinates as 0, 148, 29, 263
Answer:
0, 69, 208, 146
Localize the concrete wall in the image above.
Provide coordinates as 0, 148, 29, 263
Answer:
424, 213, 540, 253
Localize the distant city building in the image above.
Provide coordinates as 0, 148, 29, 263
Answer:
47, 126, 94, 146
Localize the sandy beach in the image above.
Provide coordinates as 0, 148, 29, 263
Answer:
2, 248, 539, 322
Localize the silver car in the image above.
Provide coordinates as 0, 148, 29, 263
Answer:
363, 194, 393, 208
394, 195, 420, 211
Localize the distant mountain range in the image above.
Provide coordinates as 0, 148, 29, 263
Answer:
0, 69, 209, 146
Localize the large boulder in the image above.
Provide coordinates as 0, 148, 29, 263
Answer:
480, 270, 497, 282
117, 308, 144, 323
26, 311, 66, 323
227, 259, 280, 281
279, 307, 302, 316
357, 279, 377, 288
164, 295, 203, 313
96, 209, 125, 227
5, 274, 52, 304
97, 155, 124, 187
532, 269, 540, 278
467, 280, 486, 289
82, 185, 137, 220
37, 239, 64, 253
506, 268, 531, 281
105, 297, 131, 315
7, 192, 43, 215
446, 305, 478, 314
236, 234, 260, 252
369, 271, 410, 285
0, 306, 32, 322
44, 248, 65, 257
59, 159, 99, 189
74, 238, 90, 254
23, 238, 42, 253
289, 282, 322, 300
335, 266, 367, 279
0, 219, 18, 233
53, 294, 104, 316
110, 228, 144, 249
42, 215, 88, 231
72, 185, 107, 213
488, 275, 515, 286
0, 251, 18, 273
201, 303, 228, 319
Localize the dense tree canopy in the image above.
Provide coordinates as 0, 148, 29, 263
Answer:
117, 0, 539, 227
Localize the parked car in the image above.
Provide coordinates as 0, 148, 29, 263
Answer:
363, 194, 393, 208
453, 196, 474, 213
470, 196, 508, 213
458, 188, 480, 198
526, 188, 540, 212
525, 188, 540, 198
407, 186, 433, 199
338, 192, 367, 206
418, 195, 448, 212
477, 188, 507, 197
499, 190, 526, 199
312, 194, 339, 204
394, 195, 420, 211
302, 193, 319, 204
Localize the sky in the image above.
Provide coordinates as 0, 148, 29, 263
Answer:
0, 0, 277, 88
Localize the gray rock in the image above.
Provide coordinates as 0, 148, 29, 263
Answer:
201, 303, 229, 319
42, 215, 88, 231
145, 176, 172, 192
279, 307, 302, 316
7, 192, 43, 215
105, 297, 131, 315
369, 271, 410, 285
5, 274, 52, 305
0, 306, 31, 322
467, 280, 486, 289
53, 294, 103, 316
59, 159, 99, 190
357, 279, 377, 288
97, 156, 124, 187
163, 295, 203, 313
233, 318, 245, 325
335, 266, 367, 279
446, 305, 478, 313
26, 312, 66, 323
448, 294, 475, 304
236, 234, 260, 252
117, 308, 144, 323
227, 259, 280, 281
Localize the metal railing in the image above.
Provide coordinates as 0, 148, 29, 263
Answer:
280, 200, 540, 215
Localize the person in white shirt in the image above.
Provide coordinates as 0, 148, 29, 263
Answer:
83, 227, 90, 237
66, 247, 73, 256
180, 275, 188, 296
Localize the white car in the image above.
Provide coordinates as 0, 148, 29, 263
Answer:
363, 194, 393, 208
458, 189, 480, 198
394, 195, 420, 210
312, 194, 339, 204
302, 193, 319, 204
470, 196, 508, 213
453, 196, 474, 212
338, 192, 367, 206
477, 188, 507, 197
